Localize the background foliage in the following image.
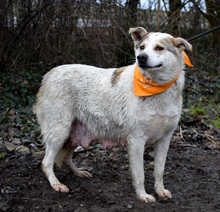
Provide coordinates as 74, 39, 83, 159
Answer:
0, 0, 219, 70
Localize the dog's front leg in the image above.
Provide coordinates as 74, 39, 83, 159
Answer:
153, 131, 173, 199
128, 135, 156, 203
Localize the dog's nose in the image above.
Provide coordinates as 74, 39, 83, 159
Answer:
137, 54, 148, 66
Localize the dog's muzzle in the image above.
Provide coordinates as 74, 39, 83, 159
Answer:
137, 53, 148, 68
137, 53, 162, 69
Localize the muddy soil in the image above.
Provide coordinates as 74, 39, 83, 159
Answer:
1, 125, 220, 212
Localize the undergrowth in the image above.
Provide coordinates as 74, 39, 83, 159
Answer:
0, 68, 48, 146
183, 66, 220, 128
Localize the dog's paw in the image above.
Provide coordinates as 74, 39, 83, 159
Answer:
76, 170, 93, 178
52, 183, 69, 192
137, 194, 156, 203
156, 188, 172, 199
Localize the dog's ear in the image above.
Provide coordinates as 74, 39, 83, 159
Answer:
172, 37, 192, 52
129, 27, 148, 42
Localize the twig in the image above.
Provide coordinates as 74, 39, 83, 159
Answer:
205, 133, 220, 149
179, 125, 186, 142
192, 128, 220, 149
2, 107, 11, 116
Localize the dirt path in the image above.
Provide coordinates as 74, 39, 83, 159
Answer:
1, 137, 220, 212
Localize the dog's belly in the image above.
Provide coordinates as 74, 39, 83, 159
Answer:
67, 120, 126, 149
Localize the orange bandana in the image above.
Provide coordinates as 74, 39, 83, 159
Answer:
183, 51, 193, 67
133, 52, 192, 97
133, 66, 179, 97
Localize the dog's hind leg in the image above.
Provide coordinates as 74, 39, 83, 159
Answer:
63, 149, 92, 178
42, 128, 70, 193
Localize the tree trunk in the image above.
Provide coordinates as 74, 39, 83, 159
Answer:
167, 0, 182, 36
126, 0, 139, 26
205, 0, 220, 55
193, 0, 220, 55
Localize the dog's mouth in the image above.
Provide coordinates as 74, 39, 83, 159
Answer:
140, 63, 163, 70
147, 64, 162, 69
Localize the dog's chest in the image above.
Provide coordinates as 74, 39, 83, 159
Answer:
136, 112, 179, 143
136, 93, 182, 118
133, 95, 181, 139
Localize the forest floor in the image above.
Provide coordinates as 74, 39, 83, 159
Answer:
0, 67, 220, 212
0, 122, 220, 212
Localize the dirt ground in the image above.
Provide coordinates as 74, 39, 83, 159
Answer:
0, 122, 220, 212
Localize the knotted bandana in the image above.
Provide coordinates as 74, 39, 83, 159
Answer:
183, 51, 193, 67
134, 51, 193, 97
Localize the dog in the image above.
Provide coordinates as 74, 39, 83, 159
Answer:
33, 27, 192, 203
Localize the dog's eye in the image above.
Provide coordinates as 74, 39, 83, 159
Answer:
140, 45, 145, 50
155, 46, 164, 51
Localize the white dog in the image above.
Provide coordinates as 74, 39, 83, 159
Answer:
33, 27, 192, 203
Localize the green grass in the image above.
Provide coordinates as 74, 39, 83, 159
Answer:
189, 105, 206, 117
183, 65, 220, 128
0, 152, 6, 159
210, 118, 220, 128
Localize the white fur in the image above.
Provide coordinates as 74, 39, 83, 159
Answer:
33, 27, 192, 203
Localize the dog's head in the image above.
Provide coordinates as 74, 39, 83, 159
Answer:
129, 27, 192, 82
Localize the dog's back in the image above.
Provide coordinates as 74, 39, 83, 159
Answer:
34, 64, 133, 142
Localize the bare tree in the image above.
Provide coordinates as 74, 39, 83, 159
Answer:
0, 0, 218, 72
192, 0, 220, 55
167, 0, 182, 36
126, 0, 140, 26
